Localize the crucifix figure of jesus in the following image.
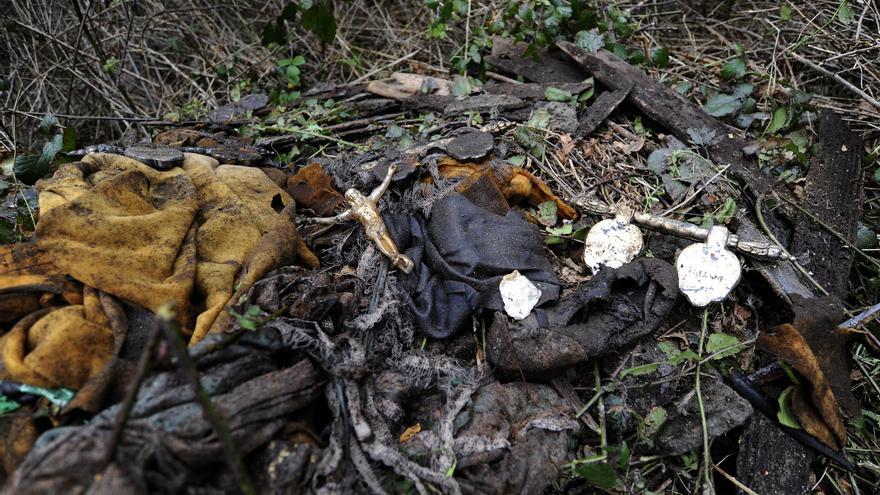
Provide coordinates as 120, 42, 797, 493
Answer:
309, 163, 414, 274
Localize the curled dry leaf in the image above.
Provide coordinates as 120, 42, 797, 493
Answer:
757, 295, 851, 451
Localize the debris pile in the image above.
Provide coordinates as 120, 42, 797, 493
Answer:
0, 37, 874, 495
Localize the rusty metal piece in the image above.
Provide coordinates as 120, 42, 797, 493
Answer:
570, 196, 794, 262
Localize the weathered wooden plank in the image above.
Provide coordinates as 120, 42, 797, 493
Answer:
575, 83, 632, 137
790, 111, 864, 298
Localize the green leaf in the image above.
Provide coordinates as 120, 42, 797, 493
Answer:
528, 109, 552, 129
574, 29, 604, 53
386, 124, 404, 139
261, 19, 286, 46
856, 224, 879, 249
706, 332, 744, 360
536, 200, 557, 226
651, 47, 670, 68
39, 113, 58, 135
837, 0, 855, 24
574, 462, 618, 489
546, 223, 573, 236
721, 58, 746, 80
628, 49, 646, 65
703, 93, 742, 117
671, 349, 700, 365
301, 0, 336, 43
102, 56, 119, 75
451, 76, 472, 97
508, 155, 526, 167
765, 106, 788, 134
777, 385, 801, 429
620, 362, 661, 378
0, 394, 20, 415
544, 87, 573, 102
429, 20, 447, 38
780, 4, 792, 20
62, 126, 77, 152
644, 406, 667, 437
611, 44, 628, 60
714, 197, 737, 224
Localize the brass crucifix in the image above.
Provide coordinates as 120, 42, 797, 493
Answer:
309, 163, 415, 274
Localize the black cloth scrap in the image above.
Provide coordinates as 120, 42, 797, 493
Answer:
386, 190, 560, 339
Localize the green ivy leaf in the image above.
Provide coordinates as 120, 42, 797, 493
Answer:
651, 47, 670, 68
546, 223, 573, 236
837, 0, 855, 24
777, 385, 801, 429
703, 93, 742, 117
574, 29, 604, 53
780, 4, 792, 20
628, 49, 646, 65
721, 58, 746, 80
536, 200, 557, 226
644, 406, 667, 438
451, 76, 472, 97
856, 224, 879, 249
544, 87, 573, 102
574, 462, 618, 489
706, 332, 744, 360
765, 106, 788, 134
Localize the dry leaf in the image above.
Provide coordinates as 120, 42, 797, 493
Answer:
399, 423, 422, 443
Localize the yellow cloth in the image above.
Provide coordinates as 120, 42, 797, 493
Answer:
0, 152, 318, 391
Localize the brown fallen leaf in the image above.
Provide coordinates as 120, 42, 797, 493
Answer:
758, 295, 849, 451
434, 157, 577, 220
286, 163, 346, 217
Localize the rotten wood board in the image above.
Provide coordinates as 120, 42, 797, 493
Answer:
486, 37, 588, 84
790, 111, 864, 299
575, 83, 632, 137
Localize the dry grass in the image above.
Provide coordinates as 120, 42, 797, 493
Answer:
0, 0, 448, 148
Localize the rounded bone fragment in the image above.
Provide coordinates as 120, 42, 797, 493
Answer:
499, 270, 542, 320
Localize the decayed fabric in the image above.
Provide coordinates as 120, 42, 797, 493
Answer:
486, 258, 679, 378
387, 174, 562, 339
4, 326, 325, 495
0, 152, 318, 393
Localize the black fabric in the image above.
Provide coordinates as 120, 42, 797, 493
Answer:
486, 258, 679, 378
386, 189, 560, 339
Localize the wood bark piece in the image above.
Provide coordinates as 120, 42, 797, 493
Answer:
575, 83, 632, 137
790, 111, 864, 299
486, 37, 587, 84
